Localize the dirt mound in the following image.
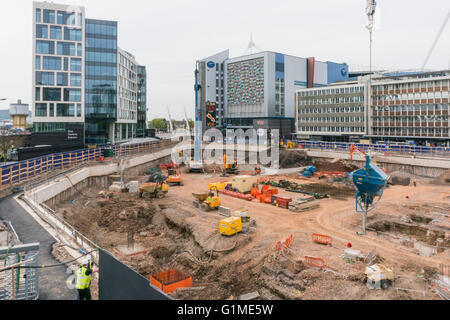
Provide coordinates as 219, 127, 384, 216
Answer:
300, 183, 355, 199
434, 170, 450, 185
279, 150, 312, 169
97, 199, 156, 233
313, 159, 358, 172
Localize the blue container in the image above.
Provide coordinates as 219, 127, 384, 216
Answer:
352, 157, 388, 207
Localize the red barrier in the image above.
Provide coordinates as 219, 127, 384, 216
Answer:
218, 189, 254, 201
275, 235, 293, 252
305, 256, 326, 268
312, 233, 332, 246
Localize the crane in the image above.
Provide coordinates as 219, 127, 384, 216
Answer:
188, 61, 203, 173
166, 105, 174, 134
350, 144, 366, 161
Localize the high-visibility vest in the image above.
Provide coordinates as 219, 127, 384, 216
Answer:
76, 266, 92, 290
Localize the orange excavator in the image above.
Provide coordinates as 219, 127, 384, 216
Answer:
167, 163, 184, 186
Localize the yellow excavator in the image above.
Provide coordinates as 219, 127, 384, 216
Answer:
223, 154, 239, 175
192, 186, 220, 212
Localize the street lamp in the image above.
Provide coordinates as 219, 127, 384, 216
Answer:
365, 0, 377, 74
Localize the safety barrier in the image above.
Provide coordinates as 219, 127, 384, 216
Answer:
305, 256, 326, 268
312, 233, 332, 246
0, 140, 173, 188
275, 234, 293, 253
295, 140, 450, 158
150, 269, 192, 294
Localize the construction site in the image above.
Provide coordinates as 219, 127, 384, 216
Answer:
13, 140, 447, 301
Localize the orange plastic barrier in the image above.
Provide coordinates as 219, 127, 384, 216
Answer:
312, 233, 332, 246
275, 235, 293, 252
305, 256, 326, 268
150, 269, 192, 294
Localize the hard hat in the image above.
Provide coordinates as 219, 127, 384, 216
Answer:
80, 257, 89, 265
86, 254, 92, 261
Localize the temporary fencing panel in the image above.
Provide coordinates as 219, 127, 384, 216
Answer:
98, 248, 171, 300
149, 269, 192, 294
312, 234, 332, 246
305, 256, 326, 268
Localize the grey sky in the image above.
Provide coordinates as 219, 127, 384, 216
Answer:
0, 0, 449, 120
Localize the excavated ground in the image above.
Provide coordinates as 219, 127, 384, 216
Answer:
53, 162, 449, 300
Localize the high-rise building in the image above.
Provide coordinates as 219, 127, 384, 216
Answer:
197, 50, 349, 138
137, 65, 148, 137
32, 1, 147, 146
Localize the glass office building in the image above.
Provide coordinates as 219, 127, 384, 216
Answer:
32, 1, 147, 146
84, 19, 118, 145
137, 66, 147, 137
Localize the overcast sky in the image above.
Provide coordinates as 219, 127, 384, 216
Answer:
0, 0, 449, 120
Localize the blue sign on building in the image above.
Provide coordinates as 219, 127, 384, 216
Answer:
207, 61, 216, 69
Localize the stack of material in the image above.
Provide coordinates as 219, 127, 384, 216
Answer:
127, 181, 139, 194
109, 181, 124, 192
289, 198, 320, 213
389, 171, 414, 186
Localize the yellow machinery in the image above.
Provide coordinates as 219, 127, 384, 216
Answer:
223, 155, 239, 175
192, 186, 220, 212
365, 264, 394, 289
208, 182, 230, 191
220, 217, 242, 236
139, 181, 169, 199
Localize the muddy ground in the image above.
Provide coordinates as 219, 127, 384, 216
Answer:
52, 162, 449, 300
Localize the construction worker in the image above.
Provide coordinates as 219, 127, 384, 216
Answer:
412, 178, 417, 187
76, 255, 94, 300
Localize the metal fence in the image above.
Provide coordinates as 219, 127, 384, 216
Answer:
295, 140, 450, 158
0, 243, 40, 300
0, 140, 174, 188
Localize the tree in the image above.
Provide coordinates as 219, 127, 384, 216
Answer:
148, 118, 166, 131
188, 119, 194, 130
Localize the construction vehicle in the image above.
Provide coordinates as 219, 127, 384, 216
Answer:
351, 154, 389, 235
139, 181, 169, 199
223, 154, 239, 175
350, 144, 367, 161
192, 186, 220, 212
233, 208, 250, 223
364, 264, 394, 290
220, 217, 242, 236
166, 164, 184, 186
301, 166, 316, 178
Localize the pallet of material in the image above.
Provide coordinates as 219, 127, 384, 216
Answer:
289, 200, 320, 213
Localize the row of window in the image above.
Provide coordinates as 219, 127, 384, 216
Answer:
34, 87, 81, 102
299, 126, 366, 133
85, 79, 116, 90
298, 86, 365, 97
373, 127, 449, 135
36, 56, 81, 72
373, 115, 449, 122
36, 8, 82, 26
299, 116, 365, 123
85, 65, 117, 77
86, 93, 117, 104
86, 22, 117, 36
86, 37, 117, 50
36, 70, 81, 86
374, 91, 449, 102
372, 103, 449, 112
36, 25, 82, 41
373, 79, 449, 92
298, 96, 364, 105
36, 40, 82, 56
299, 106, 365, 114
35, 103, 82, 118
86, 51, 117, 63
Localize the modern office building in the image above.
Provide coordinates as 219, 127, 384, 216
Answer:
137, 65, 148, 137
32, 1, 146, 147
197, 50, 349, 137
294, 70, 450, 145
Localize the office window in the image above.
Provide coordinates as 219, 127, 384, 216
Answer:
70, 73, 81, 87
63, 88, 81, 102
35, 87, 40, 101
36, 56, 41, 70
77, 43, 82, 56
35, 103, 47, 117
43, 88, 61, 101
78, 13, 82, 26
77, 104, 81, 117
49, 103, 54, 117
36, 24, 48, 39
70, 58, 81, 71
64, 57, 69, 71
64, 27, 82, 41
57, 72, 68, 86
57, 42, 75, 56
35, 72, 54, 85
57, 103, 75, 117
43, 56, 62, 70
36, 40, 55, 54
43, 9, 55, 24
50, 26, 62, 40
36, 8, 41, 23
